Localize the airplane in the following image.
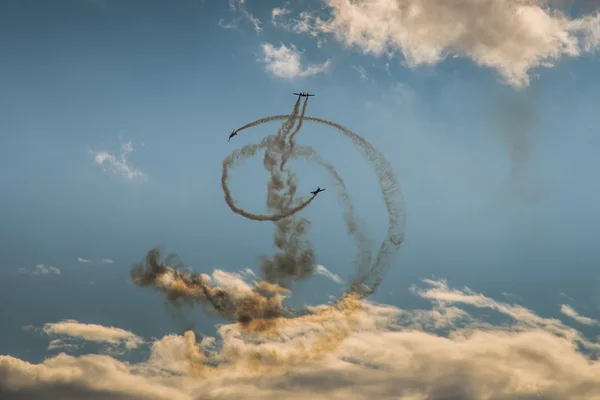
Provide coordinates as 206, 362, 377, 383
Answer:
310, 187, 326, 195
294, 92, 315, 97
228, 130, 238, 142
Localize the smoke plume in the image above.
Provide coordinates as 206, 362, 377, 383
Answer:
133, 95, 405, 330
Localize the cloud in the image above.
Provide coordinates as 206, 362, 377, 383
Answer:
274, 0, 600, 88
77, 257, 115, 265
271, 6, 290, 27
352, 65, 368, 80
3, 275, 600, 399
92, 140, 147, 182
47, 339, 79, 352
260, 42, 331, 79
220, 0, 262, 33
560, 304, 600, 326
17, 264, 61, 276
314, 264, 344, 284
42, 320, 144, 353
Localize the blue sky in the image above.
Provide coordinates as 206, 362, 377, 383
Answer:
2, 0, 600, 398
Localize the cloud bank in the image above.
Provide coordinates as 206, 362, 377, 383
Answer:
273, 0, 600, 87
3, 273, 600, 399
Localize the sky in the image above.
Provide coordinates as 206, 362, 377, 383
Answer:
2, 0, 600, 398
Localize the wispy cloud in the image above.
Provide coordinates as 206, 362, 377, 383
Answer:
352, 65, 368, 80
273, 1, 600, 88
314, 264, 344, 284
42, 320, 144, 353
92, 140, 147, 182
561, 304, 600, 326
271, 6, 291, 28
77, 257, 115, 265
260, 42, 331, 79
220, 0, 262, 33
17, 264, 61, 276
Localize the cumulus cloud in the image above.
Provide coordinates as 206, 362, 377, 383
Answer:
274, 0, 600, 87
561, 304, 600, 326
17, 264, 61, 276
77, 257, 115, 265
42, 320, 144, 353
93, 140, 147, 181
2, 275, 600, 399
260, 42, 331, 79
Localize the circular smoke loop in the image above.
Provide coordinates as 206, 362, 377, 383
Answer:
131, 96, 406, 328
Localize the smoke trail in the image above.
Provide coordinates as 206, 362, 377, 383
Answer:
224, 138, 372, 284
290, 144, 373, 277
131, 248, 292, 328
234, 115, 405, 297
280, 96, 309, 171
248, 96, 319, 286
133, 97, 404, 330
221, 140, 317, 222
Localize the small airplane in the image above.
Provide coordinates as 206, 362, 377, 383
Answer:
228, 130, 238, 142
294, 92, 315, 97
310, 187, 326, 195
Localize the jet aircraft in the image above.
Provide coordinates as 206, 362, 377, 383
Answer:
228, 130, 238, 142
294, 92, 315, 97
310, 187, 326, 195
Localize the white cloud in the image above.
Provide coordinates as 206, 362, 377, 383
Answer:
77, 257, 115, 265
3, 275, 600, 399
560, 304, 600, 326
221, 0, 262, 33
271, 6, 290, 27
93, 140, 147, 182
43, 320, 144, 352
17, 264, 61, 276
260, 42, 331, 79
47, 339, 79, 352
352, 65, 368, 80
274, 0, 600, 88
314, 264, 344, 284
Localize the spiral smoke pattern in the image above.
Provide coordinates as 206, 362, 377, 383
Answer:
132, 95, 405, 327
